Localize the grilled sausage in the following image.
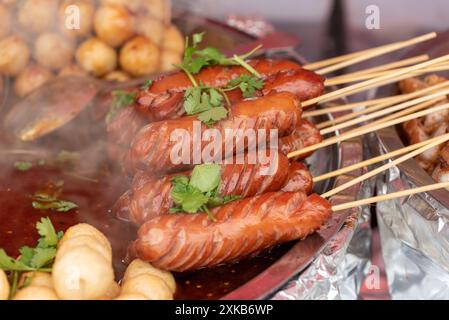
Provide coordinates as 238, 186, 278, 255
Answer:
106, 69, 324, 162
279, 119, 323, 159
113, 151, 313, 225
135, 59, 305, 120
129, 192, 331, 271
126, 92, 302, 174
136, 67, 324, 121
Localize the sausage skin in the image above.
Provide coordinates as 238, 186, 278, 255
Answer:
130, 192, 332, 271
126, 92, 302, 174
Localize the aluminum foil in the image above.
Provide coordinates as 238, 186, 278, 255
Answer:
376, 166, 449, 299
272, 178, 374, 300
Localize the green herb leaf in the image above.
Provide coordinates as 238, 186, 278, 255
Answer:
227, 74, 264, 98
141, 80, 153, 91
32, 199, 78, 212
197, 106, 228, 126
30, 248, 57, 269
36, 217, 60, 247
0, 250, 33, 272
189, 164, 221, 193
169, 164, 240, 217
14, 161, 33, 171
180, 32, 262, 75
18, 246, 35, 266
171, 183, 209, 213
105, 90, 137, 124
0, 218, 62, 274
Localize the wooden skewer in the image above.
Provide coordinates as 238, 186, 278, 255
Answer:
355, 97, 446, 133
319, 88, 449, 135
287, 102, 449, 159
303, 54, 449, 107
315, 34, 437, 75
313, 134, 449, 183
324, 55, 429, 86
315, 80, 449, 129
325, 62, 449, 86
332, 181, 449, 212
303, 32, 436, 71
303, 95, 403, 118
322, 133, 449, 198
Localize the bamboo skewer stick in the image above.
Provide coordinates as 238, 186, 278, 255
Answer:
316, 95, 406, 129
303, 32, 436, 71
315, 33, 437, 75
355, 97, 446, 133
315, 80, 449, 129
313, 134, 449, 183
325, 62, 449, 86
321, 133, 449, 198
319, 88, 449, 135
324, 55, 430, 86
303, 54, 449, 107
287, 102, 449, 159
332, 181, 449, 212
303, 96, 398, 118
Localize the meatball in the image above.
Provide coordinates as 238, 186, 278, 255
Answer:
34, 33, 74, 71
76, 38, 117, 76
119, 36, 160, 76
0, 35, 30, 76
94, 5, 134, 47
18, 0, 59, 34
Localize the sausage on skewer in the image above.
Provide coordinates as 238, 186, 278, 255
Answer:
113, 150, 313, 225
126, 92, 302, 174
106, 69, 325, 162
129, 192, 332, 272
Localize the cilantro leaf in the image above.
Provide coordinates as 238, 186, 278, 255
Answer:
14, 161, 33, 171
0, 218, 62, 276
141, 80, 153, 91
190, 164, 221, 193
105, 90, 137, 124
169, 164, 240, 217
18, 246, 35, 266
208, 88, 224, 107
32, 199, 78, 212
30, 248, 57, 269
197, 107, 228, 126
227, 74, 264, 98
171, 184, 209, 213
0, 250, 33, 272
36, 217, 61, 247
192, 32, 205, 46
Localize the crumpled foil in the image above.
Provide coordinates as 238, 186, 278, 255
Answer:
272, 179, 374, 300
376, 166, 449, 299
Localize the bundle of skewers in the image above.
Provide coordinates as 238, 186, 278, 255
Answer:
103, 31, 449, 272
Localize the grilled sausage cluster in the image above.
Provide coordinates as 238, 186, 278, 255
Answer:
106, 58, 332, 272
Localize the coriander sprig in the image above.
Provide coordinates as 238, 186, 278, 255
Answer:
0, 217, 63, 298
169, 164, 241, 220
177, 32, 265, 126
